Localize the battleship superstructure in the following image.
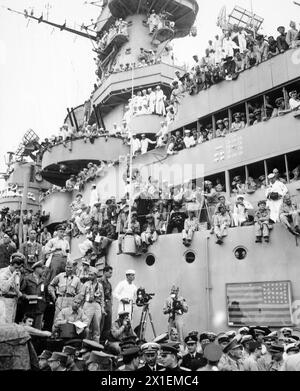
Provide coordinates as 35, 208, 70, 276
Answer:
2, 1, 300, 339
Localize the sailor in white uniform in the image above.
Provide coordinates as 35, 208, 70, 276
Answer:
113, 270, 137, 319
266, 173, 288, 222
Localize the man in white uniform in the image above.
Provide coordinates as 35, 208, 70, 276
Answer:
113, 270, 137, 319
140, 134, 156, 154
266, 173, 288, 223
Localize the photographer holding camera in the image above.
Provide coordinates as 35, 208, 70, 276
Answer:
108, 310, 136, 354
163, 285, 188, 343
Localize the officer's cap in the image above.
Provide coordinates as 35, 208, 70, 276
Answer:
269, 343, 284, 353
217, 333, 229, 344
152, 332, 169, 344
141, 342, 160, 353
48, 352, 68, 366
185, 335, 198, 344
160, 342, 180, 355
199, 333, 210, 342
286, 343, 300, 354
238, 327, 250, 334
86, 350, 115, 366
241, 335, 254, 344
62, 346, 77, 356
223, 335, 243, 354
226, 330, 237, 339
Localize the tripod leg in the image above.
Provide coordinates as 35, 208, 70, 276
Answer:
140, 308, 148, 341
147, 311, 156, 338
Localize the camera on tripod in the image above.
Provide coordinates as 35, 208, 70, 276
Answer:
136, 287, 155, 307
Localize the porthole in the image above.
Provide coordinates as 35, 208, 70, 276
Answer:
233, 246, 248, 260
185, 251, 196, 264
145, 254, 156, 266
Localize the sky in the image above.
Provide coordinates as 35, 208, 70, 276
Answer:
0, 0, 299, 184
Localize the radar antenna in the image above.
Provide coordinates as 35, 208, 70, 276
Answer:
4, 7, 97, 41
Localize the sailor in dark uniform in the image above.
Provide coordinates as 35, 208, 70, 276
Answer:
159, 342, 190, 371
137, 342, 164, 371
181, 335, 207, 370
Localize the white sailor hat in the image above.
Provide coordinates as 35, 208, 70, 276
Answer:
125, 269, 135, 275
184, 129, 191, 133
285, 343, 299, 354
268, 173, 276, 179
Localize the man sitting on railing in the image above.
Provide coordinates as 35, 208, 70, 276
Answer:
254, 200, 272, 243
182, 211, 200, 247
167, 202, 186, 234
279, 195, 300, 236
213, 205, 231, 245
141, 214, 158, 252
232, 196, 253, 227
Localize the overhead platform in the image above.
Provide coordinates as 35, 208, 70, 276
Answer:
108, 0, 198, 38
41, 136, 129, 186
92, 62, 183, 116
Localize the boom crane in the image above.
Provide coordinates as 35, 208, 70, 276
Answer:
4, 6, 98, 41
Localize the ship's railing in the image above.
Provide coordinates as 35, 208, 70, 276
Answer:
39, 132, 127, 161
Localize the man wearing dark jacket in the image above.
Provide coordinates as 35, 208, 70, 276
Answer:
137, 342, 164, 371
181, 335, 207, 370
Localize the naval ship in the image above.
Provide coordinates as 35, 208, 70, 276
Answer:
1, 0, 300, 339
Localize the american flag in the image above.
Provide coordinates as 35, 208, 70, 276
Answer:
226, 281, 293, 326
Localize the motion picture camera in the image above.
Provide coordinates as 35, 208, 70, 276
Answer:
136, 287, 155, 307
